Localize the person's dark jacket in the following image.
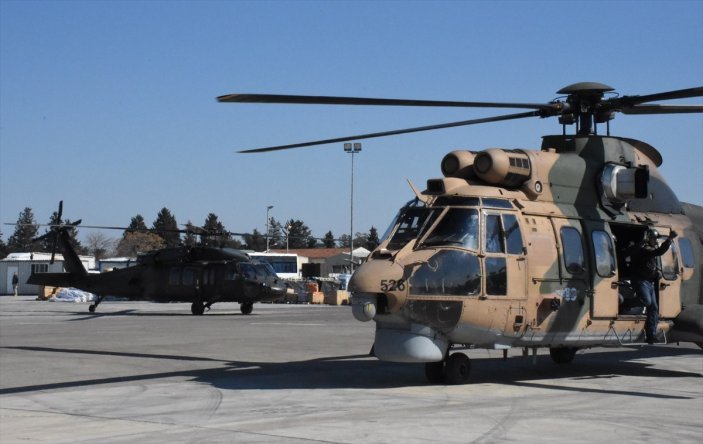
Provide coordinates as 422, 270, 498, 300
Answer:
624, 238, 673, 281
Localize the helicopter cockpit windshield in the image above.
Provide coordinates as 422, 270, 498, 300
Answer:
384, 199, 439, 251
421, 208, 479, 250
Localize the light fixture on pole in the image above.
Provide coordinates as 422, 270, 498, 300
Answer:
266, 205, 274, 252
344, 142, 361, 274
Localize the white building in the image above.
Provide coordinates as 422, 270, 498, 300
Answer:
0, 252, 95, 295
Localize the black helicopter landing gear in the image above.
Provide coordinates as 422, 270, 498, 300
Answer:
191, 301, 206, 316
549, 347, 577, 364
240, 302, 254, 315
88, 295, 105, 313
424, 351, 472, 385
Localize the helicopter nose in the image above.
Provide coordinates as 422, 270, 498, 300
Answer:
349, 260, 406, 322
349, 259, 405, 294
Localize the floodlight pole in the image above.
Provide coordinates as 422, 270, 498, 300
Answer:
266, 205, 274, 252
344, 142, 361, 274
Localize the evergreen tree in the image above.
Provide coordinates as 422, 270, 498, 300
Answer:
323, 231, 336, 248
366, 226, 380, 251
41, 211, 84, 254
183, 220, 198, 247
0, 231, 8, 258
268, 217, 284, 249
7, 208, 39, 252
152, 207, 180, 247
282, 219, 314, 249
201, 213, 241, 248
124, 214, 148, 237
243, 229, 266, 251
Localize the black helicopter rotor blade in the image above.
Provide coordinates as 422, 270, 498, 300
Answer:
620, 104, 703, 115
238, 110, 542, 153
218, 93, 555, 111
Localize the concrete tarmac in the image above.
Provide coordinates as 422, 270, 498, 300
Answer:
1, 296, 702, 443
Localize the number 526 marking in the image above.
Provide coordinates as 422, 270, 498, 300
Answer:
380, 279, 406, 292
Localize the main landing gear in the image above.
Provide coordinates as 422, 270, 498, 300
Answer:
240, 302, 253, 315
425, 352, 472, 385
191, 301, 255, 315
88, 294, 106, 313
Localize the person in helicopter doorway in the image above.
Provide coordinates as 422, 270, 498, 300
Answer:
623, 228, 677, 344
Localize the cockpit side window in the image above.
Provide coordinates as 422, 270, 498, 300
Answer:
485, 214, 504, 253
421, 208, 479, 250
503, 214, 524, 255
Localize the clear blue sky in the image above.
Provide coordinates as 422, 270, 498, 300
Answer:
1, 0, 702, 244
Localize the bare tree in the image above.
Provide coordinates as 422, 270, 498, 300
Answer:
85, 232, 117, 261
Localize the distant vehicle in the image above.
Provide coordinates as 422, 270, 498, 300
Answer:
22, 202, 288, 315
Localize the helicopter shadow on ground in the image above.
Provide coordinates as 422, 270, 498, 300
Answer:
200, 346, 702, 398
66, 310, 260, 320
1, 346, 700, 397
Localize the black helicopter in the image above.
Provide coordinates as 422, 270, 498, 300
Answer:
24, 202, 288, 315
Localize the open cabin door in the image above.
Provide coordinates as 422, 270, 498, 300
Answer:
656, 227, 683, 319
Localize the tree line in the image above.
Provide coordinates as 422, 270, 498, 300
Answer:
0, 207, 381, 260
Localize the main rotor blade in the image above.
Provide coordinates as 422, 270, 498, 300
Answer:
620, 104, 703, 114
605, 86, 703, 110
218, 93, 554, 111
238, 111, 541, 153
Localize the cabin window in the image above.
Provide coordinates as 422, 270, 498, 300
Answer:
560, 227, 585, 274
485, 257, 507, 295
182, 268, 196, 286
678, 238, 695, 268
421, 208, 479, 250
503, 214, 524, 255
592, 230, 616, 277
31, 264, 48, 274
169, 268, 180, 285
410, 250, 480, 296
660, 243, 679, 281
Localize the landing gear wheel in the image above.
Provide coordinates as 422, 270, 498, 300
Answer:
240, 302, 254, 315
191, 302, 205, 316
445, 353, 471, 385
88, 304, 96, 313
425, 361, 445, 384
549, 347, 577, 364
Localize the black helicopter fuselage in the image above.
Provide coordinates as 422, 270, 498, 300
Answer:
28, 231, 288, 315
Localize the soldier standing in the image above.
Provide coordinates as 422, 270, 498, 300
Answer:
625, 228, 677, 344
12, 272, 19, 297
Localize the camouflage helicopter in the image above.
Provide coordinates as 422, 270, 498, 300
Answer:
21, 202, 288, 315
220, 82, 702, 384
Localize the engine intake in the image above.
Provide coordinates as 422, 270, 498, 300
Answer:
473, 148, 531, 188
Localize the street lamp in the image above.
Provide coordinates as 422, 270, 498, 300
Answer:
266, 205, 274, 252
344, 142, 361, 273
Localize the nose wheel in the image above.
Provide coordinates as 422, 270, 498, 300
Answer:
424, 352, 471, 385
